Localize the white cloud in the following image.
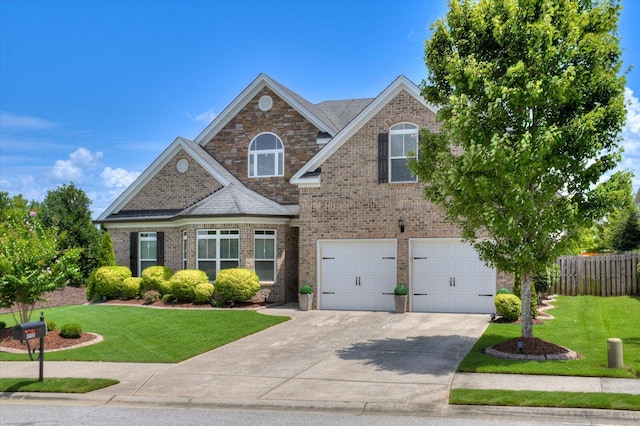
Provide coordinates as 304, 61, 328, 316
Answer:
50, 147, 103, 183
101, 167, 140, 189
192, 108, 217, 123
0, 112, 59, 130
621, 87, 640, 192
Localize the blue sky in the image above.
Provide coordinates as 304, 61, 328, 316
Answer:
1, 0, 638, 217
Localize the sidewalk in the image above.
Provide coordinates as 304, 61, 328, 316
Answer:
1, 306, 639, 423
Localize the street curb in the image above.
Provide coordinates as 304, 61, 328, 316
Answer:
2, 392, 640, 423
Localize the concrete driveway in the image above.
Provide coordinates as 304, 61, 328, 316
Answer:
114, 305, 490, 406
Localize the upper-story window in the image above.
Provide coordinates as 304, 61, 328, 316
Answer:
248, 133, 284, 177
389, 123, 418, 182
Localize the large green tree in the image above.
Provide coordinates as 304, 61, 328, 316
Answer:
414, 0, 626, 338
40, 183, 101, 283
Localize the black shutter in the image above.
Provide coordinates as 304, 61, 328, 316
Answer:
157, 232, 164, 266
378, 132, 389, 183
130, 232, 138, 276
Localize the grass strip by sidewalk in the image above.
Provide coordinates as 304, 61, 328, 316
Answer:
458, 295, 640, 378
0, 305, 289, 363
0, 378, 119, 393
450, 388, 640, 411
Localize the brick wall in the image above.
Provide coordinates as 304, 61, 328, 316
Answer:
298, 90, 465, 296
123, 149, 222, 211
202, 87, 323, 204
107, 222, 295, 303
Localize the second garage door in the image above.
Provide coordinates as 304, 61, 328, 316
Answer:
411, 239, 496, 313
319, 239, 397, 311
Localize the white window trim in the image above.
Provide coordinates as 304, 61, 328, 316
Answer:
248, 132, 284, 178
254, 229, 276, 283
139, 232, 157, 274
197, 229, 240, 280
389, 122, 418, 183
182, 231, 188, 270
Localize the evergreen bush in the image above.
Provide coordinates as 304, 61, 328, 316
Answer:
494, 294, 521, 321
299, 284, 313, 295
46, 320, 56, 331
141, 266, 174, 294
194, 283, 215, 303
59, 323, 83, 338
142, 290, 160, 304
121, 277, 142, 299
215, 268, 261, 302
169, 269, 209, 302
87, 266, 131, 300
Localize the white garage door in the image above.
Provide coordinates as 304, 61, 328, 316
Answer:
411, 239, 495, 313
319, 239, 396, 311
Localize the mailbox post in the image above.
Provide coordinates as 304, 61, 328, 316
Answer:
11, 312, 47, 381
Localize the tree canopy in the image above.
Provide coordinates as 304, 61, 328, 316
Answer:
414, 0, 626, 337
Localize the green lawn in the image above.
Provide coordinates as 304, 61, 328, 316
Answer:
0, 378, 119, 393
458, 295, 640, 378
450, 389, 640, 411
0, 305, 289, 362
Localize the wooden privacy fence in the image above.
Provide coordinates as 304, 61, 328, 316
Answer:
554, 253, 640, 296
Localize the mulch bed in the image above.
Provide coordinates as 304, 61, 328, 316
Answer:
0, 327, 98, 352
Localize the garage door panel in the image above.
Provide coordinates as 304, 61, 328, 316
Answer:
411, 239, 496, 314
320, 240, 396, 311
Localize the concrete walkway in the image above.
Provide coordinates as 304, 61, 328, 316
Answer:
1, 305, 639, 423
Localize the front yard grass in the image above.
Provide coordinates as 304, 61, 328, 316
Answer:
458, 295, 640, 378
450, 389, 640, 411
0, 305, 289, 363
0, 378, 119, 393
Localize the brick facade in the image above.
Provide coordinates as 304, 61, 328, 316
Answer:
298, 90, 456, 297
202, 88, 323, 205
123, 149, 223, 211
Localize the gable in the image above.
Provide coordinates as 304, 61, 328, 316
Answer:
291, 76, 438, 187
97, 137, 233, 221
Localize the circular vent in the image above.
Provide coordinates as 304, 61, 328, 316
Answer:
258, 95, 273, 111
176, 159, 189, 173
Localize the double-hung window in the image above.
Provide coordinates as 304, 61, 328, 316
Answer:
248, 133, 284, 177
389, 123, 418, 182
139, 232, 157, 273
197, 229, 239, 281
254, 230, 276, 282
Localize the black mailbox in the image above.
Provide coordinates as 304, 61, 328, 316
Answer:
12, 321, 48, 341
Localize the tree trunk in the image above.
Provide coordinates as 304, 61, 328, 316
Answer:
521, 273, 533, 338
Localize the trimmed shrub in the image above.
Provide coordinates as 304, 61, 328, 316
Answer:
121, 277, 142, 299
87, 266, 132, 301
142, 290, 160, 304
194, 283, 215, 303
0, 321, 6, 329
59, 323, 83, 338
299, 284, 313, 295
141, 266, 174, 294
393, 284, 408, 296
169, 269, 209, 302
215, 268, 261, 302
162, 293, 175, 303
496, 288, 511, 295
494, 294, 521, 321
46, 320, 56, 332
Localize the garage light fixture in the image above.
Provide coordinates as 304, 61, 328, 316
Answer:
398, 218, 405, 233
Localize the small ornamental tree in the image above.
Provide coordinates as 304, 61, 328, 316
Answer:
96, 231, 116, 268
0, 209, 81, 323
415, 0, 626, 338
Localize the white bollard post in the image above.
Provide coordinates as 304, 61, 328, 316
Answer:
607, 338, 623, 369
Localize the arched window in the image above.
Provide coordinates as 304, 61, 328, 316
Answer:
248, 133, 284, 177
389, 123, 418, 182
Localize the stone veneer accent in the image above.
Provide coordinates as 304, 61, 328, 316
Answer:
202, 87, 324, 205
123, 149, 223, 211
